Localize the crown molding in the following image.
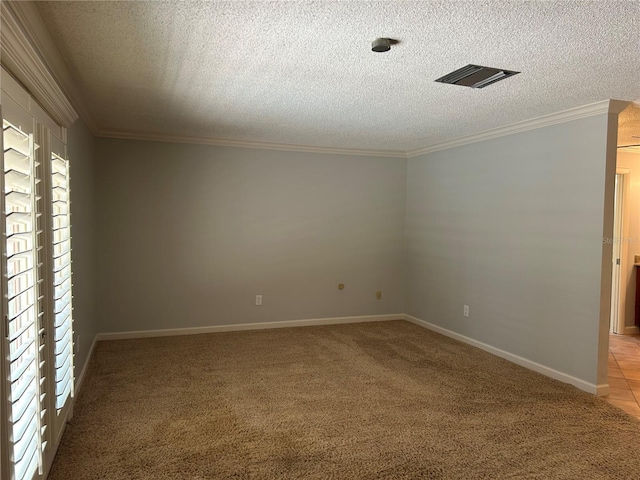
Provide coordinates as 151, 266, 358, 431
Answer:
0, 1, 78, 127
1, 1, 97, 132
96, 129, 409, 158
406, 99, 631, 158
98, 100, 629, 159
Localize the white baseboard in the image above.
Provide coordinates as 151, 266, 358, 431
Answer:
95, 314, 404, 341
93, 313, 606, 396
623, 326, 640, 335
404, 314, 602, 395
74, 335, 97, 398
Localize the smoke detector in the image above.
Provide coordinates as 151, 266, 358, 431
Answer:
435, 64, 519, 89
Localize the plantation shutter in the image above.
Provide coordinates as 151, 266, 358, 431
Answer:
1, 67, 75, 480
49, 147, 73, 412
2, 119, 45, 480
2, 63, 74, 480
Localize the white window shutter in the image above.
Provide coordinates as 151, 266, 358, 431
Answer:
3, 119, 45, 480
49, 151, 73, 411
2, 65, 73, 480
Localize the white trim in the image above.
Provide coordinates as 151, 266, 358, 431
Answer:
403, 314, 603, 395
95, 314, 404, 341
5, 1, 98, 133
97, 100, 630, 159
613, 168, 631, 334
406, 99, 630, 158
96, 129, 408, 158
0, 1, 79, 127
624, 326, 640, 335
95, 314, 608, 396
74, 335, 98, 398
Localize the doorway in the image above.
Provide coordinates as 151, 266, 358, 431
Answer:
610, 170, 629, 334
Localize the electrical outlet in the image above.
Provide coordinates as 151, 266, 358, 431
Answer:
255, 295, 263, 306
463, 305, 469, 317
376, 291, 382, 300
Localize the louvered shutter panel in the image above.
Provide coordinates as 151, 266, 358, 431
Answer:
3, 120, 45, 480
49, 151, 73, 411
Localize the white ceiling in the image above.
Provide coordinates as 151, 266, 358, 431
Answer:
35, 0, 640, 153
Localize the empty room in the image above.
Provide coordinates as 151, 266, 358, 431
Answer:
2, 1, 640, 479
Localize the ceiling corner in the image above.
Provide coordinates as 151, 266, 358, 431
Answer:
2, 0, 97, 131
609, 100, 632, 115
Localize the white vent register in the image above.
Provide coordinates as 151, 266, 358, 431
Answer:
435, 64, 520, 89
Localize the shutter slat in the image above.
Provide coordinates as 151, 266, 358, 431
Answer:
13, 433, 39, 480
6, 190, 32, 211
54, 295, 71, 315
9, 385, 37, 426
7, 273, 35, 301
53, 268, 71, 287
55, 343, 72, 369
9, 337, 36, 365
4, 148, 31, 175
54, 279, 71, 299
55, 323, 71, 345
10, 364, 35, 402
8, 300, 36, 324
9, 320, 33, 343
8, 309, 35, 339
12, 404, 37, 445
56, 380, 72, 410
4, 169, 32, 194
55, 360, 71, 384
3, 124, 31, 155
7, 251, 35, 278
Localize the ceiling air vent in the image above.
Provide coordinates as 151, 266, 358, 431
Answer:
435, 64, 519, 89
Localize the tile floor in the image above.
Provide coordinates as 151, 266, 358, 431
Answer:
604, 333, 640, 420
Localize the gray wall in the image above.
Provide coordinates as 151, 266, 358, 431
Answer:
95, 139, 407, 333
405, 114, 613, 386
67, 119, 98, 374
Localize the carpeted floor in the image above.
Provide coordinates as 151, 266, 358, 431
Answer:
49, 320, 640, 479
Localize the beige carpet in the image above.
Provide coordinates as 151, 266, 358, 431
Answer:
49, 320, 640, 479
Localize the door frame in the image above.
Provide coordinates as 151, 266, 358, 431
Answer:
611, 168, 631, 334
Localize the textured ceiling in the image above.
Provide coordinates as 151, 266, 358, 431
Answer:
619, 103, 640, 148
36, 0, 640, 153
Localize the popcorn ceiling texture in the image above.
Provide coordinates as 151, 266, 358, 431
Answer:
37, 0, 640, 152
619, 103, 640, 147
